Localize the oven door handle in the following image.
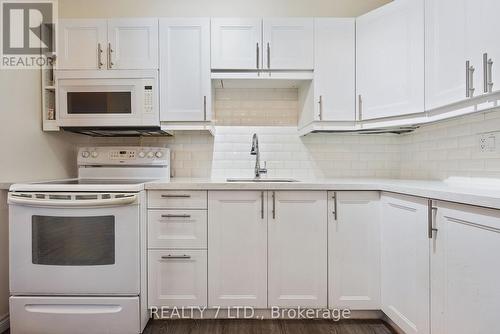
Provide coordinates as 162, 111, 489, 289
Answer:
8, 194, 138, 208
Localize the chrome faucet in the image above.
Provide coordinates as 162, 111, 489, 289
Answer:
250, 133, 267, 178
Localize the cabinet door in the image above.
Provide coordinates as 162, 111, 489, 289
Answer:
58, 19, 107, 70
380, 193, 429, 334
148, 210, 207, 249
148, 250, 207, 308
263, 18, 314, 70
329, 191, 380, 310
211, 18, 262, 70
268, 191, 327, 308
314, 18, 355, 121
159, 18, 211, 121
107, 18, 158, 69
356, 0, 424, 120
467, 0, 500, 96
208, 191, 267, 308
431, 202, 500, 334
425, 0, 469, 110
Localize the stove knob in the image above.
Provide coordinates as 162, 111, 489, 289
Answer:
155, 151, 163, 158
81, 151, 90, 158
138, 151, 146, 158
147, 151, 154, 159
91, 151, 99, 158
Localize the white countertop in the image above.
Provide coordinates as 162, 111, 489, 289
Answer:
146, 177, 500, 210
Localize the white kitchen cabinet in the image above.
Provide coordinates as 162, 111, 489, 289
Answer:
58, 18, 158, 70
356, 0, 424, 120
313, 18, 355, 121
107, 18, 158, 69
159, 18, 211, 122
467, 0, 500, 96
263, 18, 314, 70
148, 250, 207, 308
208, 191, 267, 308
211, 18, 262, 70
58, 19, 108, 70
425, 0, 469, 110
268, 191, 327, 308
431, 202, 500, 334
380, 193, 429, 334
328, 191, 380, 310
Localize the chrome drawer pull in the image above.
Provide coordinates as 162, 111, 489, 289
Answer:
161, 255, 191, 260
161, 214, 191, 219
161, 194, 191, 198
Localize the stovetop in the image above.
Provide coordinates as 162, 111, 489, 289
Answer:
38, 179, 154, 185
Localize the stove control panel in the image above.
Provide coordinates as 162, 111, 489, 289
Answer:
78, 146, 170, 166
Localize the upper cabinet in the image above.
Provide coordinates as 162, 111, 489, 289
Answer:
58, 18, 158, 70
356, 0, 425, 120
211, 18, 313, 71
425, 0, 500, 112
211, 18, 262, 70
313, 18, 356, 121
159, 18, 211, 122
58, 19, 108, 70
107, 19, 158, 70
425, 0, 468, 111
262, 18, 314, 70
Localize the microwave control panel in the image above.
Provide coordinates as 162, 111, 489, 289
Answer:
144, 85, 153, 113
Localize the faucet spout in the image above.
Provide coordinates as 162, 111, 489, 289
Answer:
250, 133, 267, 178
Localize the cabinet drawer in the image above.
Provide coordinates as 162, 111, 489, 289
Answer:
148, 210, 207, 249
148, 250, 207, 308
148, 190, 207, 209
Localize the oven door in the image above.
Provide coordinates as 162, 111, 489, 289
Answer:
8, 192, 140, 295
56, 71, 158, 127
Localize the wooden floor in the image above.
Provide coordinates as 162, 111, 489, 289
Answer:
2, 319, 396, 334
143, 319, 396, 334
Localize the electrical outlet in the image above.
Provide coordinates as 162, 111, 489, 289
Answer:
478, 132, 498, 153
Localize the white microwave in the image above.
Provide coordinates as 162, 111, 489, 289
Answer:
56, 70, 159, 128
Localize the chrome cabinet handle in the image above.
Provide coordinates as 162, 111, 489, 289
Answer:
203, 96, 207, 120
466, 61, 475, 97
261, 191, 264, 219
428, 200, 438, 239
484, 53, 494, 93
161, 255, 191, 260
332, 192, 338, 221
108, 43, 114, 69
272, 191, 276, 219
161, 194, 191, 198
318, 95, 323, 121
97, 43, 104, 69
358, 94, 363, 121
267, 42, 271, 69
256, 43, 260, 69
161, 214, 191, 218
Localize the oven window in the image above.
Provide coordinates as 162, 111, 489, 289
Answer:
32, 216, 115, 266
67, 92, 131, 114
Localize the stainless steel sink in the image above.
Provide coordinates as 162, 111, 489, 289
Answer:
227, 178, 299, 183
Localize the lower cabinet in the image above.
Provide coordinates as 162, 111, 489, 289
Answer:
329, 191, 381, 310
380, 193, 430, 334
208, 191, 268, 308
148, 250, 207, 308
431, 202, 500, 334
268, 191, 328, 308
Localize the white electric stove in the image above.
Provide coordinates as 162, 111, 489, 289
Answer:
8, 146, 170, 334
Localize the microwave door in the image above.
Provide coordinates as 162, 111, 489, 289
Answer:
57, 80, 145, 127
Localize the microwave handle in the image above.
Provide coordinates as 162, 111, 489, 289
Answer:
8, 194, 137, 208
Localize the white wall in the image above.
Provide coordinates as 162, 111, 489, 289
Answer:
0, 71, 78, 183
0, 191, 8, 323
59, 0, 391, 18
